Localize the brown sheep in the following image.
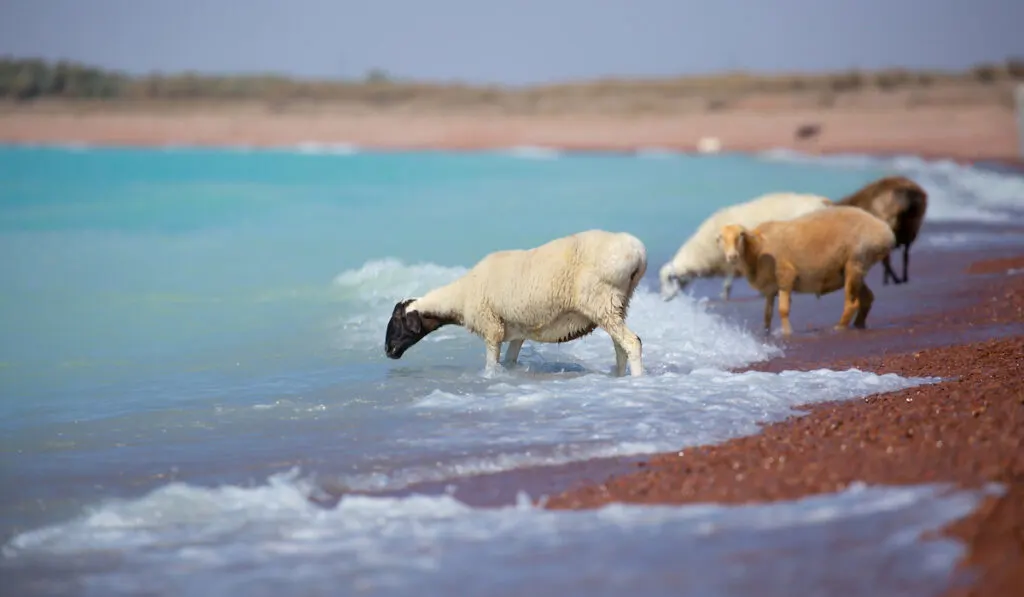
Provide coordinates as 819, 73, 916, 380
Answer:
716, 206, 896, 336
834, 175, 928, 285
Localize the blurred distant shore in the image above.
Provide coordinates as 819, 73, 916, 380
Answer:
0, 58, 1021, 161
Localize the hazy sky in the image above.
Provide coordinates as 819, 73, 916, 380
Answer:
1, 0, 1022, 85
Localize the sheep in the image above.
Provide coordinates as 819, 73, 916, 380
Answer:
659, 192, 833, 301
833, 175, 928, 285
697, 136, 722, 154
384, 229, 648, 377
716, 205, 896, 336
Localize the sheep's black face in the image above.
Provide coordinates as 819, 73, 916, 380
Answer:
385, 299, 423, 359
385, 299, 460, 359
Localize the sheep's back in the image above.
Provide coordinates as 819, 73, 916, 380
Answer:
727, 192, 832, 228
669, 194, 827, 275
575, 230, 647, 288
468, 230, 644, 324
758, 207, 896, 273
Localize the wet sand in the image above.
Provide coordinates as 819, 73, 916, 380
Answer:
538, 248, 1024, 597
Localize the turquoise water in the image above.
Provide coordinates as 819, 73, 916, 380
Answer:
0, 147, 882, 421
1, 145, 1019, 596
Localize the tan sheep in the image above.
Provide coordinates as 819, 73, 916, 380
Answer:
659, 192, 833, 301
716, 206, 896, 336
833, 175, 928, 285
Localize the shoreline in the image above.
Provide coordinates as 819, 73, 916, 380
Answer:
541, 251, 1024, 597
348, 244, 1024, 596
1, 105, 1020, 165
4, 140, 1021, 171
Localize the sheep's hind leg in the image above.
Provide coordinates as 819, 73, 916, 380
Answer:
881, 254, 901, 285
613, 341, 628, 377
853, 283, 874, 329
503, 339, 524, 367
762, 291, 777, 335
835, 267, 864, 331
592, 317, 642, 377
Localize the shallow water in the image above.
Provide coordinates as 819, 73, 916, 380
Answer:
1, 479, 998, 597
1, 144, 1021, 594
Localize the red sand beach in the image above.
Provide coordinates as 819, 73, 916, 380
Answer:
541, 250, 1024, 597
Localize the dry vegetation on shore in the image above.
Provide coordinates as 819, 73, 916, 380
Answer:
1, 57, 1023, 115
2, 57, 1020, 159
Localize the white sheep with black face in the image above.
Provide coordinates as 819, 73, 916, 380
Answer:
384, 229, 648, 377
659, 192, 833, 301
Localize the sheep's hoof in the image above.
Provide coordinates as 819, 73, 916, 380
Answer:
833, 324, 850, 332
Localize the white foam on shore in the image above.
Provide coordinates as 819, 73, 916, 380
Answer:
1, 473, 996, 597
292, 141, 361, 155
919, 230, 1024, 250
635, 147, 684, 158
500, 145, 562, 159
758, 149, 1024, 223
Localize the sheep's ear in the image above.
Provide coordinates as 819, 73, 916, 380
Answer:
392, 299, 414, 318
404, 311, 423, 334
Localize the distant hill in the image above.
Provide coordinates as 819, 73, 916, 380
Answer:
2, 56, 1021, 114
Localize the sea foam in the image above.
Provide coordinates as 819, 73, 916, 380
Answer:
758, 149, 1024, 223
2, 471, 995, 597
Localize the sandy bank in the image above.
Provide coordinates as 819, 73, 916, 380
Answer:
0, 104, 1019, 163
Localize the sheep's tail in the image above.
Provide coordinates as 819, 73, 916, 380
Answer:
598, 232, 647, 292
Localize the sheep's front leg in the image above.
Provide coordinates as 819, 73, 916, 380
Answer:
483, 340, 502, 374
720, 271, 735, 301
479, 313, 506, 374
778, 289, 793, 336
774, 264, 797, 336
503, 339, 524, 367
762, 292, 776, 334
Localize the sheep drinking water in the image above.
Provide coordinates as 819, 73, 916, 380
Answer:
384, 229, 648, 377
659, 192, 833, 301
716, 205, 896, 336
